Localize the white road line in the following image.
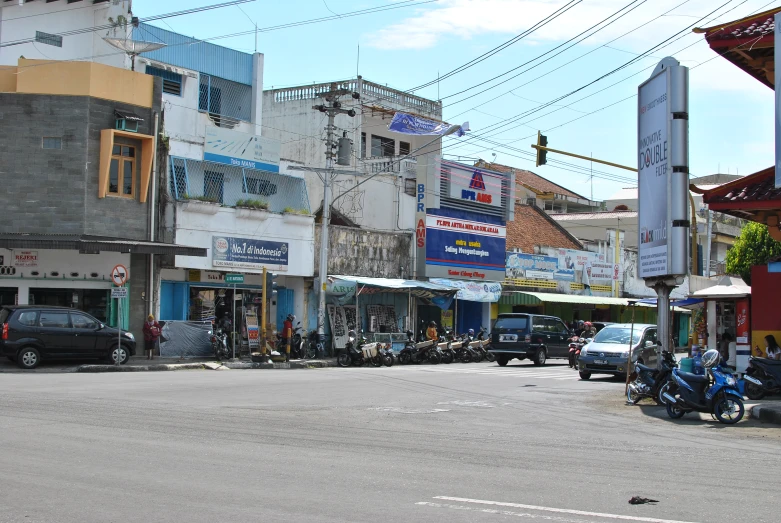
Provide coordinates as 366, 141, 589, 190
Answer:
432, 497, 700, 523
417, 501, 596, 523
416, 368, 579, 379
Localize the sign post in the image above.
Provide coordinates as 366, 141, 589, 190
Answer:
225, 274, 244, 359
637, 57, 689, 368
111, 264, 129, 365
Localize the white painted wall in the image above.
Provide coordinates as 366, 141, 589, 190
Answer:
0, 0, 131, 68
173, 206, 315, 277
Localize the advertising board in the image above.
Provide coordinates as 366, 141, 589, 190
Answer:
425, 214, 506, 281
212, 236, 288, 271
447, 163, 503, 208
204, 127, 281, 172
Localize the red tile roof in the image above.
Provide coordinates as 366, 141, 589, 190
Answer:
701, 167, 780, 205
507, 204, 582, 253
697, 9, 779, 45
474, 160, 585, 200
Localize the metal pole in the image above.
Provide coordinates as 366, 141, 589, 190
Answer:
261, 267, 267, 358
232, 283, 236, 360
704, 209, 712, 277
625, 303, 636, 397
148, 112, 159, 317
656, 283, 672, 370
454, 298, 458, 336
317, 113, 335, 355
116, 294, 122, 366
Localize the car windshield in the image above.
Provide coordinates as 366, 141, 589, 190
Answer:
494, 317, 528, 330
593, 327, 642, 345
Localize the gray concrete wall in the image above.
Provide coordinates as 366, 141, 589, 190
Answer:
314, 225, 412, 278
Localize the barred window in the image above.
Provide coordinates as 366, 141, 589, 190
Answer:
243, 176, 278, 197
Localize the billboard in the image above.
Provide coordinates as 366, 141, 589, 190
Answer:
506, 249, 616, 284
447, 164, 504, 208
212, 236, 288, 272
637, 68, 670, 278
425, 214, 506, 281
204, 127, 280, 172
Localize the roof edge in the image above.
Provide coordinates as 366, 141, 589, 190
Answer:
701, 166, 774, 202
520, 203, 583, 250
692, 6, 781, 35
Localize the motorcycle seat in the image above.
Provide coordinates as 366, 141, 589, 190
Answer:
635, 363, 655, 373
677, 371, 709, 383
757, 358, 781, 365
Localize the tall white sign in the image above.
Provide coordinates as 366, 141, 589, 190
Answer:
637, 69, 670, 279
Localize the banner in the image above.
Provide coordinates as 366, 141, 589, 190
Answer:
212, 236, 288, 271
447, 163, 503, 209
388, 112, 467, 136
425, 214, 506, 281
430, 278, 502, 302
204, 126, 280, 172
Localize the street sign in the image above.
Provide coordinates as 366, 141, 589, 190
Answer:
111, 264, 129, 286
225, 273, 244, 284
111, 287, 129, 299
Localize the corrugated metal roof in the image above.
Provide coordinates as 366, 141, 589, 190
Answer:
550, 211, 637, 221
0, 234, 206, 257
137, 23, 253, 85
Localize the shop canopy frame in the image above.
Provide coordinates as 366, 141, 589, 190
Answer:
328, 275, 458, 299
503, 291, 691, 311
0, 233, 207, 257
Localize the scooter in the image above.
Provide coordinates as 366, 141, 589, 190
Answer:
210, 326, 231, 360
627, 350, 677, 405
439, 333, 456, 364
399, 331, 440, 364
743, 357, 781, 400
663, 362, 744, 424
568, 336, 585, 369
471, 327, 495, 363
337, 330, 367, 367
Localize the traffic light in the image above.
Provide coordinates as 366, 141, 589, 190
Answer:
265, 271, 278, 298
535, 131, 548, 167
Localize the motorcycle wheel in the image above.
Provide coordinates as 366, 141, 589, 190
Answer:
666, 401, 685, 419
306, 345, 317, 359
626, 385, 641, 405
459, 351, 472, 364
485, 351, 496, 363
370, 355, 383, 367
337, 353, 352, 367
383, 354, 394, 367
656, 382, 672, 405
428, 352, 441, 365
399, 352, 411, 365
744, 380, 765, 401
442, 352, 453, 364
714, 396, 745, 424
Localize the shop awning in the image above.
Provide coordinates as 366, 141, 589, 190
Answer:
429, 278, 501, 302
505, 291, 636, 306
0, 234, 207, 257
636, 297, 704, 308
691, 285, 751, 299
327, 275, 457, 299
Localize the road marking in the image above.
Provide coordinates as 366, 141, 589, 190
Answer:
417, 501, 597, 523
416, 367, 579, 379
432, 497, 700, 523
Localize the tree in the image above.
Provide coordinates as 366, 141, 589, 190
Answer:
725, 222, 781, 285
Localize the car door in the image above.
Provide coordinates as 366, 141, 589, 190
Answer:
530, 316, 547, 350
544, 318, 565, 357
36, 310, 73, 358
70, 312, 99, 357
640, 328, 658, 365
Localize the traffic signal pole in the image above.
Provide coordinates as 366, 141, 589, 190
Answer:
532, 135, 636, 172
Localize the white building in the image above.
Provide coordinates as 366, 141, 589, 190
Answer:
0, 0, 132, 69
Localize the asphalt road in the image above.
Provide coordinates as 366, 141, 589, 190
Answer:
0, 361, 779, 523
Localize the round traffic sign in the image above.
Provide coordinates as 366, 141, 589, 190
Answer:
111, 264, 129, 286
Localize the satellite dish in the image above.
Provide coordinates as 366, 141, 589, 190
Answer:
103, 37, 166, 71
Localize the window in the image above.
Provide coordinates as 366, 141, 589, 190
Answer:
642, 329, 658, 346
370, 135, 395, 157
17, 311, 38, 327
35, 31, 62, 48
39, 312, 70, 328
494, 316, 528, 330
399, 141, 411, 156
203, 171, 224, 203
145, 66, 183, 96
532, 316, 547, 333
170, 163, 187, 199
71, 313, 98, 329
42, 137, 62, 150
544, 318, 561, 333
243, 176, 278, 196
108, 145, 136, 198
361, 132, 367, 159
593, 327, 642, 345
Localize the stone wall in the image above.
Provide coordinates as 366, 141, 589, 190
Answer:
314, 225, 412, 278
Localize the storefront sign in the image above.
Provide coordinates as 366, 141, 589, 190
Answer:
14, 250, 38, 267
425, 214, 506, 281
204, 126, 280, 172
441, 310, 453, 329
212, 236, 288, 271
188, 269, 201, 282
505, 253, 559, 280
430, 278, 502, 302
447, 164, 503, 208
225, 273, 244, 284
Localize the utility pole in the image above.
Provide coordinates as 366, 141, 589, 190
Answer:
312, 84, 358, 351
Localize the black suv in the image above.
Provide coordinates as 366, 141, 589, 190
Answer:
0, 305, 136, 369
489, 313, 572, 366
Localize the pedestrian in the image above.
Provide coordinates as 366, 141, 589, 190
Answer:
426, 321, 439, 341
143, 314, 161, 360
764, 334, 781, 360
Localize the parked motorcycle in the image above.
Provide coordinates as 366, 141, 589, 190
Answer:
663, 349, 744, 424
276, 322, 304, 358
471, 327, 495, 363
627, 350, 677, 405
210, 326, 231, 360
305, 329, 321, 359
380, 343, 395, 367
439, 333, 456, 364
399, 331, 440, 364
743, 357, 781, 400
337, 330, 367, 367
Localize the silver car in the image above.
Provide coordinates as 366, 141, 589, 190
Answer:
577, 323, 658, 380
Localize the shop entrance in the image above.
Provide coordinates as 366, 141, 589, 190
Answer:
28, 288, 110, 322
0, 287, 17, 307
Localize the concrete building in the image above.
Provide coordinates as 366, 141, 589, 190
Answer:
0, 0, 132, 70
0, 58, 204, 344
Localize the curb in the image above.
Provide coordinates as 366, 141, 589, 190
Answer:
77, 360, 337, 373
750, 405, 781, 425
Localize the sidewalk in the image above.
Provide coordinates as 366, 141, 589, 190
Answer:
749, 399, 781, 425
76, 356, 337, 373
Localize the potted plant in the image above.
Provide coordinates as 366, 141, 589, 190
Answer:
235, 199, 270, 219
282, 206, 313, 224
180, 194, 222, 215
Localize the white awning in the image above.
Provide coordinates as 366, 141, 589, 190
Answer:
507, 291, 689, 311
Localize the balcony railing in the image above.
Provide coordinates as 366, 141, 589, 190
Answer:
360, 156, 417, 176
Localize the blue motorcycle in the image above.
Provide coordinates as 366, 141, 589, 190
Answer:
662, 356, 744, 424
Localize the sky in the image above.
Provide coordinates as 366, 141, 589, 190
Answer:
132, 0, 779, 201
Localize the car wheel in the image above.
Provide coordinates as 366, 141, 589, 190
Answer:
533, 349, 546, 366
497, 356, 508, 367
579, 370, 591, 380
17, 347, 41, 370
109, 345, 130, 365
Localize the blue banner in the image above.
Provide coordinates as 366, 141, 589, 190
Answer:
388, 112, 466, 136
505, 252, 575, 281
212, 236, 288, 270
426, 229, 506, 273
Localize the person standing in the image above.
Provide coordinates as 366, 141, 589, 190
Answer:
143, 314, 161, 360
426, 321, 439, 341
